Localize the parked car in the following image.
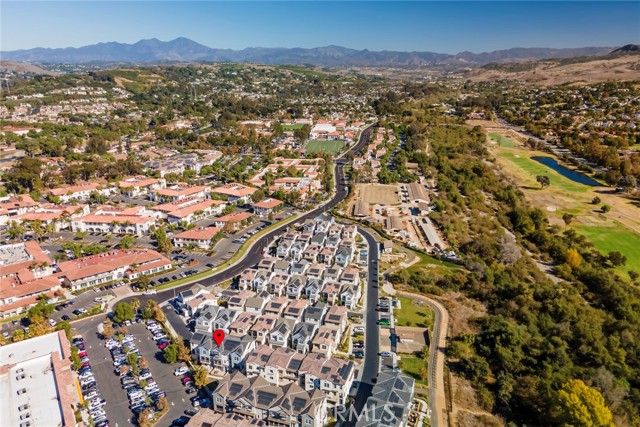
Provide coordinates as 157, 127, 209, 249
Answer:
174, 366, 189, 376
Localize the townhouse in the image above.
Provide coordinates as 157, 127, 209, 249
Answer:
212, 372, 328, 427
190, 333, 255, 372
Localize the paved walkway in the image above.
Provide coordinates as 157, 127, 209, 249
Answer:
381, 251, 449, 427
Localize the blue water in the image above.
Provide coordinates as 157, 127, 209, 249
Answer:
532, 156, 600, 186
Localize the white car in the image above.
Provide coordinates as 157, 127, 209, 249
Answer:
83, 391, 98, 400
173, 366, 189, 376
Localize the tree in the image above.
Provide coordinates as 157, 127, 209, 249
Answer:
113, 302, 135, 323
163, 343, 179, 363
156, 396, 168, 412
154, 227, 173, 254
555, 379, 614, 427
55, 320, 72, 340
562, 213, 574, 228
607, 251, 627, 267
566, 249, 583, 268
126, 352, 139, 367
70, 346, 83, 370
192, 365, 208, 388
618, 175, 637, 193
536, 175, 550, 189
7, 221, 26, 242
102, 321, 115, 339
153, 305, 165, 322
119, 235, 135, 249
177, 341, 191, 362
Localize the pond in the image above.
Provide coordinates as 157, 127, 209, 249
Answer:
532, 156, 601, 186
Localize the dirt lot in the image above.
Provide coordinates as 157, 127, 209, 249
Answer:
357, 183, 400, 205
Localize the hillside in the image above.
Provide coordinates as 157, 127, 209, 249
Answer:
0, 60, 58, 75
463, 54, 640, 85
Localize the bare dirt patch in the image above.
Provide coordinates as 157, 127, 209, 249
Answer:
357, 183, 400, 205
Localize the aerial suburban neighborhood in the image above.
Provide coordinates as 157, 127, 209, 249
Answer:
1, 3, 640, 427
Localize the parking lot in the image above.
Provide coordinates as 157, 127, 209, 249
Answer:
74, 315, 195, 426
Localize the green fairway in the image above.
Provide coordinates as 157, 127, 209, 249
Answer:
398, 356, 428, 385
575, 225, 640, 274
500, 151, 589, 193
489, 133, 517, 147
305, 139, 345, 154
394, 296, 435, 328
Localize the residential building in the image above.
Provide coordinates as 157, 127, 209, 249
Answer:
355, 370, 415, 427
211, 183, 257, 204
212, 372, 328, 427
117, 176, 166, 197
172, 226, 222, 249
57, 249, 172, 291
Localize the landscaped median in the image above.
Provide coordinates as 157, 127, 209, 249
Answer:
153, 213, 300, 292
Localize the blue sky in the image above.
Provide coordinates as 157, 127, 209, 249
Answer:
1, 2, 639, 53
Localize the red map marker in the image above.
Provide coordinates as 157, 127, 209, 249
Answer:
212, 330, 225, 347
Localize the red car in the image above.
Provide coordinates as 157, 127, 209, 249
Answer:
158, 342, 169, 350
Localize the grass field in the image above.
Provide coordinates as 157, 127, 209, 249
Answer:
407, 251, 463, 276
575, 225, 640, 274
282, 124, 304, 130
500, 151, 589, 193
492, 144, 640, 276
395, 296, 435, 328
398, 356, 428, 385
489, 133, 517, 148
305, 139, 345, 154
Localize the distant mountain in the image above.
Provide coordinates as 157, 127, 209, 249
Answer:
610, 44, 640, 54
0, 38, 622, 67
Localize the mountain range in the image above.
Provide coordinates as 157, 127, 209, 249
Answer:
0, 37, 625, 67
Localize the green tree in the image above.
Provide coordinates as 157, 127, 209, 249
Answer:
555, 379, 614, 427
154, 227, 173, 254
55, 320, 72, 340
163, 343, 179, 363
119, 235, 135, 249
192, 365, 208, 388
536, 175, 550, 189
113, 302, 135, 323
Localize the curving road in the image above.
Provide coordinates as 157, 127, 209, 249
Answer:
122, 124, 375, 309
396, 290, 449, 427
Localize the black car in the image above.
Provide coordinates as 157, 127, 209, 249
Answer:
61, 315, 71, 321
172, 416, 190, 427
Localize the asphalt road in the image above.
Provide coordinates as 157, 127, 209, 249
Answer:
343, 227, 380, 426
